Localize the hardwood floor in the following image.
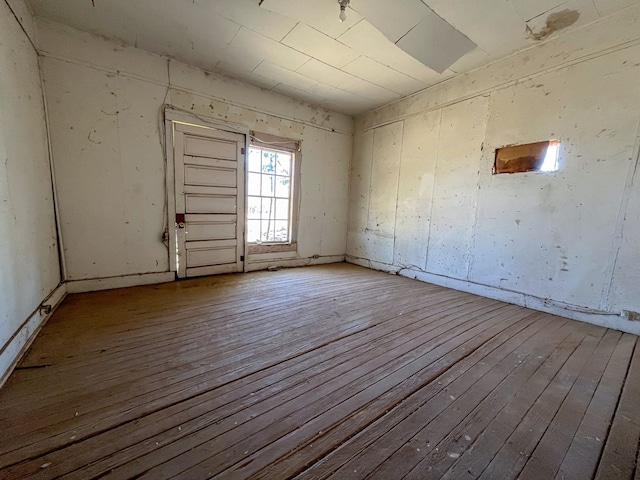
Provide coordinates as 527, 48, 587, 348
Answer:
0, 263, 638, 479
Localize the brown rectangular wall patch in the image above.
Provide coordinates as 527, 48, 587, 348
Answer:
494, 141, 557, 174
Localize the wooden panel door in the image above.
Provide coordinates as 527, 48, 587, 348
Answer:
174, 123, 245, 278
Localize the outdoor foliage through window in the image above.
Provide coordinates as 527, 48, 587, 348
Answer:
247, 147, 292, 243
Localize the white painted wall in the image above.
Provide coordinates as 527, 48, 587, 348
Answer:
0, 0, 63, 382
348, 4, 640, 333
37, 19, 352, 285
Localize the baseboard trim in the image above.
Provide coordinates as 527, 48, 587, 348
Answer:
66, 272, 175, 293
346, 256, 639, 336
0, 283, 67, 388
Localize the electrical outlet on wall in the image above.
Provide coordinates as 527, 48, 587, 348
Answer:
623, 310, 640, 322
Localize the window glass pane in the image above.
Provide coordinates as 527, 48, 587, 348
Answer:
248, 148, 261, 173
262, 151, 276, 174
276, 152, 291, 176
248, 144, 294, 244
261, 197, 275, 220
261, 175, 275, 197
247, 196, 261, 219
275, 198, 290, 220
247, 220, 261, 243
248, 173, 261, 196
540, 141, 560, 172
275, 176, 290, 198
261, 220, 275, 242
274, 221, 289, 242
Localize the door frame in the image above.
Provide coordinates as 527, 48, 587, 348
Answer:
164, 107, 250, 276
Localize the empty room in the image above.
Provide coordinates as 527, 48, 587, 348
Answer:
2, 0, 640, 478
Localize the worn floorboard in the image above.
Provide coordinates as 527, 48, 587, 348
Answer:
0, 263, 637, 479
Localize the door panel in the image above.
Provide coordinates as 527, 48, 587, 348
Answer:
174, 123, 245, 278
184, 156, 237, 169
186, 222, 236, 241
187, 246, 237, 267
184, 135, 236, 159
184, 185, 237, 195
184, 213, 237, 222
184, 165, 236, 187
186, 264, 239, 277
185, 194, 237, 214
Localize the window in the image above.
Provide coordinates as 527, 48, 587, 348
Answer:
246, 133, 300, 251
494, 140, 560, 174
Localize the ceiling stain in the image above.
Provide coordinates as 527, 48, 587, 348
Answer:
526, 9, 581, 41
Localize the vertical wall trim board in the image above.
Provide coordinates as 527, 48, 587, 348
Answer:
345, 132, 355, 251
164, 118, 175, 272
319, 130, 328, 256
243, 132, 250, 273
424, 109, 443, 271
3, 0, 37, 51
600, 115, 640, 310
38, 55, 67, 281
465, 94, 492, 282
391, 121, 406, 262
365, 129, 376, 227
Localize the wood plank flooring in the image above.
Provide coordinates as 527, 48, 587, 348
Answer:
0, 263, 638, 479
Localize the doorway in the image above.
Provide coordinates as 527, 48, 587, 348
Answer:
170, 121, 245, 278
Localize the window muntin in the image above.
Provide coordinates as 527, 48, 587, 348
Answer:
247, 146, 293, 243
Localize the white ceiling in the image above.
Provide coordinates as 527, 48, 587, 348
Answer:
26, 0, 640, 115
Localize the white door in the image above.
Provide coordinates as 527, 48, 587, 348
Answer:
173, 123, 245, 278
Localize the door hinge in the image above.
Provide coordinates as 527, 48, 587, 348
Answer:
240, 255, 245, 261
241, 147, 245, 155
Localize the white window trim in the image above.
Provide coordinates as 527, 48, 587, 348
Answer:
247, 131, 302, 255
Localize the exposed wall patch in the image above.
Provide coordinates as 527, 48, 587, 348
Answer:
494, 140, 560, 174
624, 310, 640, 322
